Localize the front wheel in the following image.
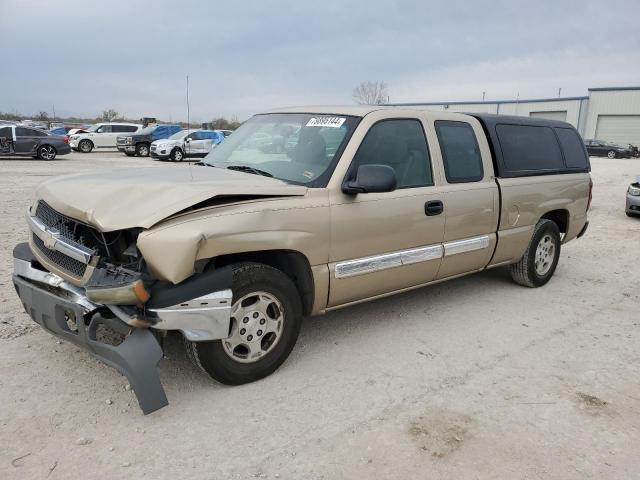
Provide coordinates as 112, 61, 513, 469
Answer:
37, 145, 57, 160
607, 150, 617, 159
136, 143, 150, 157
78, 139, 93, 153
186, 262, 302, 385
509, 219, 561, 287
170, 148, 184, 161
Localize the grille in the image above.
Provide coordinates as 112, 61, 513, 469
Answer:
35, 201, 98, 248
32, 233, 88, 278
31, 201, 102, 279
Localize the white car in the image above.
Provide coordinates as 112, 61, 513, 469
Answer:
149, 129, 225, 161
69, 122, 142, 153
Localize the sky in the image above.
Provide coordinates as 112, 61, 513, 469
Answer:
1, 0, 639, 123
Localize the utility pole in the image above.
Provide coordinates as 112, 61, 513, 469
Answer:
186, 75, 190, 130
482, 91, 486, 102
52, 105, 56, 121
558, 87, 562, 98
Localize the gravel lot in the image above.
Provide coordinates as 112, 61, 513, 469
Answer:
1, 150, 639, 479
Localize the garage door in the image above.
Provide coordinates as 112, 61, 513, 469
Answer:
529, 111, 568, 121
595, 115, 640, 146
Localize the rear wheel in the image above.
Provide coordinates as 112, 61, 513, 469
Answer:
136, 143, 150, 157
37, 145, 57, 160
79, 139, 93, 153
607, 150, 617, 159
509, 219, 561, 287
186, 262, 302, 385
170, 148, 184, 162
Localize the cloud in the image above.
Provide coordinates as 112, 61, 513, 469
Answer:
1, 0, 639, 121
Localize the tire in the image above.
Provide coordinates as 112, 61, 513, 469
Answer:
37, 145, 57, 160
136, 143, 150, 157
627, 211, 639, 218
186, 262, 303, 385
607, 150, 617, 159
170, 148, 184, 162
509, 219, 561, 287
78, 139, 93, 153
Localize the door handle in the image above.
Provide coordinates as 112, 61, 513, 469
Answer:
424, 200, 444, 216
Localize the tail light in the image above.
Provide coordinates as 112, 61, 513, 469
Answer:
63, 135, 69, 144
587, 177, 593, 211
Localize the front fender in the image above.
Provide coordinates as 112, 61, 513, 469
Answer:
136, 195, 330, 284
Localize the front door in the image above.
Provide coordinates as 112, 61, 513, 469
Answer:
328, 117, 445, 307
91, 124, 113, 147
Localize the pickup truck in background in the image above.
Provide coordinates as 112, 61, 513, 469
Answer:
116, 124, 182, 157
12, 106, 591, 413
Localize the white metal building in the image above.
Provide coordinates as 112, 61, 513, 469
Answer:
391, 86, 640, 146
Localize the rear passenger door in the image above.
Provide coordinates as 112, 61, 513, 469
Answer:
430, 117, 499, 279
328, 115, 446, 307
14, 127, 42, 155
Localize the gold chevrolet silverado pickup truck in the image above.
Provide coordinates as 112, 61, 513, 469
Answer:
12, 106, 592, 413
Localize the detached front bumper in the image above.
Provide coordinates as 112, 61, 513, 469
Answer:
12, 242, 233, 414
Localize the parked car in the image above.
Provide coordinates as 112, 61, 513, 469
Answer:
116, 124, 182, 157
150, 129, 225, 161
12, 107, 591, 413
0, 124, 70, 160
66, 128, 89, 136
50, 125, 91, 136
584, 139, 633, 158
626, 176, 640, 217
69, 122, 142, 153
219, 129, 233, 137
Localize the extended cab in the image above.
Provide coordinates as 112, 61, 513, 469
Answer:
12, 107, 591, 413
116, 124, 182, 157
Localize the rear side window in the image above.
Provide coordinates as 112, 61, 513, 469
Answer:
555, 128, 588, 169
435, 121, 483, 183
496, 124, 563, 172
123, 125, 138, 132
0, 126, 12, 138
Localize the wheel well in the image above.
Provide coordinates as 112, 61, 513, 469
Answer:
541, 209, 569, 233
211, 250, 314, 316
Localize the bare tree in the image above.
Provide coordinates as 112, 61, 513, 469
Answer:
352, 81, 389, 105
100, 109, 119, 122
37, 111, 50, 121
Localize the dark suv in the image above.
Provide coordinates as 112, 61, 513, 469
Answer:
0, 125, 71, 160
116, 124, 182, 157
584, 139, 633, 159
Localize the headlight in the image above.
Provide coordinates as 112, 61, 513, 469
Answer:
628, 184, 640, 196
157, 143, 168, 149
126, 137, 133, 145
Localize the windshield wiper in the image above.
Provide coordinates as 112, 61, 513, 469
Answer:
226, 165, 273, 177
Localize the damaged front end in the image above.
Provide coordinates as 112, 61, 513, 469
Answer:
12, 201, 234, 414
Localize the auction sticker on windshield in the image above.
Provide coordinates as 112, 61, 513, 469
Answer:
306, 117, 346, 128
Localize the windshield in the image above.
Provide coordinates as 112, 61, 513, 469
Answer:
203, 113, 358, 186
86, 124, 100, 132
168, 129, 189, 140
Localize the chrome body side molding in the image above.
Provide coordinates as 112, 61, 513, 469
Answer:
334, 234, 491, 279
335, 244, 443, 279
443, 235, 490, 256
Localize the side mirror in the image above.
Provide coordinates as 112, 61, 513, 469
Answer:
186, 138, 191, 142
342, 164, 397, 194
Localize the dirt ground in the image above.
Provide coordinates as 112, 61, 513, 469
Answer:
1, 151, 639, 479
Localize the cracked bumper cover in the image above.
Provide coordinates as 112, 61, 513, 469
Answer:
12, 243, 233, 414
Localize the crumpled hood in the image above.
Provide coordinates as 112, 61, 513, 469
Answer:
151, 138, 181, 148
36, 166, 308, 231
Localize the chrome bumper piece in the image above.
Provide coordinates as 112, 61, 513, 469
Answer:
13, 255, 233, 342
150, 289, 233, 341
